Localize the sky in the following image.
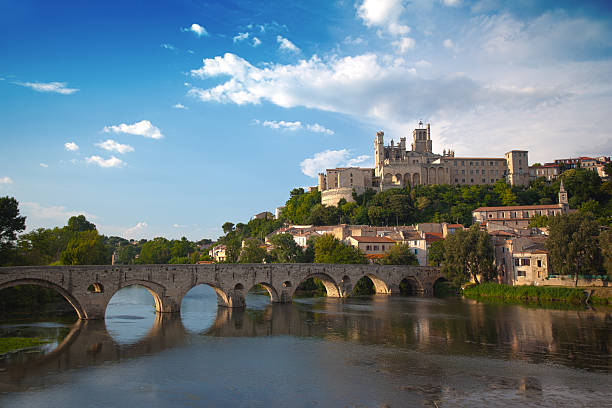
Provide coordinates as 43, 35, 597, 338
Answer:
1, 0, 611, 240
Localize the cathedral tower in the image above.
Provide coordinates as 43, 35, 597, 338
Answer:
411, 122, 432, 153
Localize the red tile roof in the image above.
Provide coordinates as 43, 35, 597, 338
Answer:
473, 204, 562, 212
349, 236, 396, 243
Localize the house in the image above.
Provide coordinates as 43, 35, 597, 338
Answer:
345, 236, 396, 258
209, 245, 227, 262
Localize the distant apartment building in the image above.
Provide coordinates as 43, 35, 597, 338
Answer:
491, 234, 550, 285
473, 182, 569, 229
529, 163, 560, 181
345, 236, 396, 262
209, 245, 227, 262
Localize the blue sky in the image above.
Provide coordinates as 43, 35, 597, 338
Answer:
1, 0, 611, 240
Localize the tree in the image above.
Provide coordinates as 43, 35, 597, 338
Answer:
222, 222, 235, 234
239, 238, 266, 263
546, 213, 603, 283
138, 237, 172, 264
60, 230, 108, 265
442, 224, 495, 285
117, 244, 140, 264
171, 237, 195, 258
314, 234, 367, 264
600, 230, 612, 276
224, 235, 242, 263
0, 196, 26, 264
66, 215, 96, 233
268, 233, 302, 263
380, 244, 419, 265
17, 227, 71, 265
427, 240, 445, 266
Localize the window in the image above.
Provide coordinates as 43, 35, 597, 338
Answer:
514, 258, 520, 266
366, 245, 371, 250
414, 249, 418, 254
461, 161, 465, 166
521, 258, 530, 266
537, 260, 542, 267
462, 178, 465, 182
469, 161, 473, 166
482, 178, 486, 183
517, 270, 526, 277
454, 161, 457, 166
381, 245, 385, 251
471, 179, 474, 183
462, 170, 465, 174
490, 161, 493, 166
455, 178, 458, 183
373, 245, 379, 250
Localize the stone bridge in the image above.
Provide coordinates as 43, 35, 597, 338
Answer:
0, 264, 444, 319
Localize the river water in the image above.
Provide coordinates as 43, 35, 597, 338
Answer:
0, 285, 611, 407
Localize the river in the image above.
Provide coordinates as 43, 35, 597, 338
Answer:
1, 285, 611, 407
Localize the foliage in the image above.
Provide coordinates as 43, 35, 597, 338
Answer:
546, 213, 603, 279
268, 233, 302, 263
282, 188, 322, 224
442, 224, 495, 285
0, 196, 26, 264
239, 238, 267, 263
314, 234, 367, 264
138, 237, 172, 264
352, 277, 375, 296
60, 230, 108, 265
600, 230, 612, 276
427, 240, 445, 266
462, 282, 587, 305
0, 337, 51, 355
528, 214, 550, 228
380, 243, 419, 265
66, 215, 96, 233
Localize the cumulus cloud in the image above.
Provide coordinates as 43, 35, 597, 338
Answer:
64, 142, 79, 151
442, 0, 461, 6
95, 139, 134, 154
233, 32, 249, 43
252, 37, 262, 47
183, 23, 208, 37
357, 0, 410, 37
39, 163, 48, 168
254, 119, 334, 135
15, 81, 79, 94
173, 223, 187, 228
85, 155, 125, 168
0, 176, 12, 184
393, 37, 415, 53
173, 103, 188, 109
277, 35, 300, 53
299, 150, 370, 177
103, 120, 164, 139
443, 38, 455, 49
21, 202, 97, 223
124, 222, 148, 238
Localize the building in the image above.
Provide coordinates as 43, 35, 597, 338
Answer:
319, 122, 530, 206
209, 245, 227, 262
529, 163, 560, 181
251, 211, 274, 221
345, 236, 396, 261
472, 182, 569, 229
492, 234, 550, 285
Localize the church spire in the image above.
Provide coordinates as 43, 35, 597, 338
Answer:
558, 179, 568, 208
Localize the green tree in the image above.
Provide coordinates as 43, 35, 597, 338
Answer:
0, 196, 26, 264
171, 237, 195, 258
427, 240, 445, 266
66, 215, 96, 233
60, 230, 108, 265
224, 235, 242, 263
314, 234, 367, 264
117, 244, 140, 264
268, 233, 302, 263
239, 238, 266, 263
380, 243, 419, 265
442, 224, 495, 285
546, 213, 603, 283
138, 237, 172, 264
222, 222, 235, 234
599, 230, 612, 276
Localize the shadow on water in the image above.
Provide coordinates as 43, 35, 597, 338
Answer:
1, 288, 611, 393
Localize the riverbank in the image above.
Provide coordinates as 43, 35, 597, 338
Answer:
462, 283, 611, 305
0, 337, 50, 355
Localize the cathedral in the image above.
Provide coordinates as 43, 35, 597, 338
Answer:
318, 123, 530, 206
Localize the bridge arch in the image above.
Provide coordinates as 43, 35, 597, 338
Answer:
0, 278, 86, 319
181, 282, 229, 308
246, 282, 280, 303
113, 280, 167, 313
294, 273, 341, 298
399, 275, 424, 295
364, 273, 390, 294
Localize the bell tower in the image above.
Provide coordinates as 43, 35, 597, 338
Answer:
558, 179, 569, 211
411, 121, 432, 153
374, 130, 385, 177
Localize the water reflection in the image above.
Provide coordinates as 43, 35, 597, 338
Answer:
1, 290, 611, 397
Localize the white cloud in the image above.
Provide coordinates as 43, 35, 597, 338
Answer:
443, 38, 456, 50
183, 23, 208, 37
357, 0, 409, 37
173, 223, 187, 228
95, 139, 134, 154
85, 155, 125, 168
300, 150, 371, 177
160, 43, 176, 50
64, 142, 79, 151
39, 163, 48, 168
277, 35, 300, 53
124, 222, 148, 238
252, 37, 262, 47
306, 123, 334, 135
393, 37, 416, 53
15, 81, 79, 94
233, 32, 249, 43
173, 103, 188, 109
259, 120, 302, 131
0, 176, 13, 184
103, 120, 164, 139
344, 36, 365, 45
21, 202, 97, 223
442, 0, 461, 6
254, 119, 334, 135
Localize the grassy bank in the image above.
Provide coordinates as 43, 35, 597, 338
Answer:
462, 283, 599, 305
0, 337, 51, 355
